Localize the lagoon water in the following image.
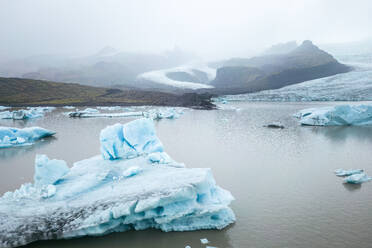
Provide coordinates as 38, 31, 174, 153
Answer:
1, 102, 372, 248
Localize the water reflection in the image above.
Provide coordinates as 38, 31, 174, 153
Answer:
307, 126, 372, 143
25, 228, 233, 248
342, 183, 362, 192
0, 136, 56, 160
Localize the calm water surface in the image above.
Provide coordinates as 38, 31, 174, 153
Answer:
1, 102, 372, 248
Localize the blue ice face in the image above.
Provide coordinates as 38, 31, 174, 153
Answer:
0, 126, 55, 148
296, 104, 372, 126
100, 118, 164, 160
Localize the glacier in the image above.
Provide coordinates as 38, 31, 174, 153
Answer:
0, 126, 56, 148
0, 118, 235, 247
295, 104, 372, 126
222, 63, 372, 102
137, 64, 215, 90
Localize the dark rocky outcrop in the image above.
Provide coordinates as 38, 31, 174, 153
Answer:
211, 41, 352, 94
0, 77, 215, 109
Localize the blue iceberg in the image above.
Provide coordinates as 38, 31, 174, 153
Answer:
0, 107, 55, 120
0, 118, 235, 247
344, 173, 372, 184
0, 126, 56, 148
334, 169, 364, 177
295, 104, 372, 126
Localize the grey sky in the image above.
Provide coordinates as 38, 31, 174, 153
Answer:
0, 0, 371, 60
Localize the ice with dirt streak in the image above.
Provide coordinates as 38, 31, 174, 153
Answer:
0, 118, 235, 248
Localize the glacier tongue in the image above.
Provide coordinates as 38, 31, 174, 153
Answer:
295, 104, 372, 126
0, 118, 235, 248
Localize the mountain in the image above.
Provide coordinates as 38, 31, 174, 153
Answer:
0, 47, 197, 88
0, 77, 215, 109
210, 40, 352, 94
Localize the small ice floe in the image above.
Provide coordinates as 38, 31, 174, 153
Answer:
97, 106, 123, 111
144, 108, 183, 120
200, 238, 209, 244
0, 126, 55, 148
344, 173, 372, 184
185, 246, 191, 248
63, 106, 75, 109
69, 111, 144, 118
0, 106, 10, 110
0, 107, 55, 120
264, 122, 285, 129
295, 104, 372, 126
334, 169, 364, 177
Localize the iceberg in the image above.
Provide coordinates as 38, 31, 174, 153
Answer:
69, 111, 144, 118
0, 106, 9, 110
0, 107, 55, 120
334, 169, 364, 177
97, 106, 123, 111
144, 108, 183, 120
295, 104, 372, 126
0, 126, 56, 148
200, 238, 209, 244
0, 118, 235, 247
344, 173, 372, 184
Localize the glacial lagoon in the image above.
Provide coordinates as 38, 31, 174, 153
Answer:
1, 102, 372, 248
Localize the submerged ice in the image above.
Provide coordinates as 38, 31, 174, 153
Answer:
295, 104, 372, 126
0, 126, 55, 148
0, 118, 235, 247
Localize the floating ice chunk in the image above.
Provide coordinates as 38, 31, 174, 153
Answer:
201, 238, 209, 244
63, 106, 75, 109
69, 111, 143, 118
206, 246, 218, 248
82, 108, 99, 113
185, 246, 191, 248
97, 106, 123, 111
0, 126, 55, 148
344, 173, 372, 184
0, 119, 235, 247
34, 154, 69, 187
334, 169, 364, 177
296, 104, 372, 126
144, 108, 182, 120
100, 118, 164, 160
122, 166, 143, 178
0, 106, 9, 110
0, 107, 54, 120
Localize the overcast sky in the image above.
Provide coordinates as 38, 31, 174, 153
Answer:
0, 0, 371, 60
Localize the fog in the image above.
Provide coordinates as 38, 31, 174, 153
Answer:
1, 0, 371, 60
